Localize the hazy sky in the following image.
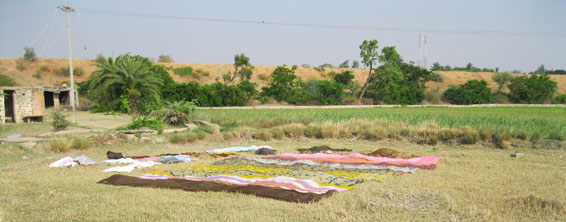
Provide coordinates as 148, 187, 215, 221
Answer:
1, 0, 565, 72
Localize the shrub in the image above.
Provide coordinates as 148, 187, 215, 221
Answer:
257, 73, 269, 81
52, 110, 69, 131
202, 71, 210, 77
23, 46, 37, 62
251, 130, 271, 141
305, 125, 323, 139
15, 60, 27, 71
38, 65, 50, 73
313, 67, 324, 72
552, 94, 566, 104
479, 128, 494, 141
508, 74, 557, 104
94, 53, 106, 64
270, 128, 284, 139
492, 72, 513, 91
494, 129, 511, 149
55, 67, 85, 77
461, 128, 480, 144
50, 139, 72, 153
158, 54, 174, 63
282, 123, 306, 138
127, 116, 164, 133
157, 100, 195, 126
430, 73, 443, 82
193, 125, 216, 134
330, 71, 355, 85
301, 64, 310, 68
443, 80, 493, 105
32, 73, 42, 78
173, 66, 193, 76
72, 138, 92, 150
0, 74, 18, 86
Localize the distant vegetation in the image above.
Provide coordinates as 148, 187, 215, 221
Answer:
23, 46, 37, 62
158, 54, 174, 63
0, 74, 18, 86
431, 62, 496, 73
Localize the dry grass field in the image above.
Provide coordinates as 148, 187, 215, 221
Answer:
1, 108, 565, 221
2, 58, 566, 94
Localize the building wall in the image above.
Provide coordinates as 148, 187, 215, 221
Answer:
13, 88, 33, 123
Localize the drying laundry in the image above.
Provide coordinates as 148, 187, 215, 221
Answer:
206, 145, 271, 154
214, 156, 407, 174
102, 158, 136, 164
255, 148, 277, 155
103, 161, 160, 173
266, 153, 442, 170
297, 145, 352, 154
138, 174, 346, 194
159, 155, 198, 164
49, 156, 97, 168
99, 174, 335, 203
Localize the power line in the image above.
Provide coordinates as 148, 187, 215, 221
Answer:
74, 7, 566, 38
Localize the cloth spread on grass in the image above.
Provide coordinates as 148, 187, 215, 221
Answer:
266, 153, 442, 170
49, 156, 97, 168
159, 155, 198, 164
107, 151, 125, 159
365, 148, 417, 159
139, 174, 346, 194
157, 165, 371, 187
206, 145, 271, 154
99, 174, 334, 203
102, 158, 136, 164
214, 156, 407, 174
103, 161, 160, 173
297, 145, 352, 154
182, 152, 237, 158
255, 148, 276, 155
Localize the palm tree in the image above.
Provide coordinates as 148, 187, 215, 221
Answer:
88, 55, 163, 113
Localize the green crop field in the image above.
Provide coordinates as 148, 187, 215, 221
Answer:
195, 107, 566, 140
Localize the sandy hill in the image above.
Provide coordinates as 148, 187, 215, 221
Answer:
1, 58, 566, 93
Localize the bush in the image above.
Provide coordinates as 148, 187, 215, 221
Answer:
55, 67, 85, 77
38, 65, 50, 73
492, 72, 513, 91
52, 110, 69, 131
23, 47, 37, 62
430, 73, 443, 82
0, 74, 18, 86
157, 100, 195, 126
127, 116, 164, 133
508, 74, 557, 104
552, 94, 566, 104
32, 73, 42, 78
72, 138, 92, 150
173, 66, 193, 76
50, 139, 72, 153
443, 80, 493, 105
158, 54, 174, 63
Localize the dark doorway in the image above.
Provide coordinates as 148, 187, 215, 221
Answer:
4, 90, 15, 122
44, 91, 54, 108
59, 91, 70, 105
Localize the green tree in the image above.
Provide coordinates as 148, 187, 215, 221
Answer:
158, 54, 174, 63
358, 39, 380, 102
466, 62, 474, 71
87, 55, 164, 113
534, 64, 546, 74
23, 47, 37, 62
443, 80, 493, 105
330, 70, 355, 85
492, 72, 513, 91
508, 74, 557, 104
352, 60, 360, 68
261, 66, 300, 102
339, 60, 349, 68
431, 62, 443, 71
230, 53, 253, 83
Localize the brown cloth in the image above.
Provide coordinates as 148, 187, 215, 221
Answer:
106, 151, 125, 159
365, 148, 417, 159
98, 174, 334, 203
255, 148, 276, 155
297, 145, 352, 154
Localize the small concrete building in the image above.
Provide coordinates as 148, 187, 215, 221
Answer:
1, 86, 77, 124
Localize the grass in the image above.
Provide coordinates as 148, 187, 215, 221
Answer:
0, 140, 565, 221
196, 107, 566, 141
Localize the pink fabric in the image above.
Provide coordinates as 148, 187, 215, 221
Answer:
138, 156, 161, 162
266, 153, 442, 169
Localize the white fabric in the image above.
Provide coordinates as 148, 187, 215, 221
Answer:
102, 158, 136, 164
73, 155, 97, 165
49, 157, 78, 168
103, 161, 160, 173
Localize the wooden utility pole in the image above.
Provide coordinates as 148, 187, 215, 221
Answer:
59, 3, 76, 123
